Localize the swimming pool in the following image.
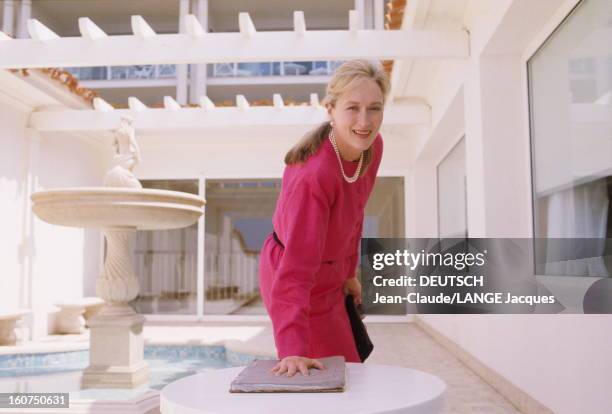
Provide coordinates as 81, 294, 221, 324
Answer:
0, 345, 272, 401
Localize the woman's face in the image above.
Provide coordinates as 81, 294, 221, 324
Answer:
327, 78, 384, 161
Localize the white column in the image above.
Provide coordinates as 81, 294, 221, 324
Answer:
374, 0, 384, 30
197, 175, 205, 318
364, 0, 374, 29
463, 55, 532, 238
16, 0, 31, 39
2, 0, 15, 37
189, 0, 208, 104
176, 0, 190, 105
220, 214, 232, 290
354, 0, 365, 29
23, 128, 41, 339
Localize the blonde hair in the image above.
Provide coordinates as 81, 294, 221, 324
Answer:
284, 59, 390, 176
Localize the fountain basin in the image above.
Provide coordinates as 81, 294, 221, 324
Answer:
31, 187, 205, 230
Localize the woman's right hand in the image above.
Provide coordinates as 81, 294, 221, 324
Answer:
269, 356, 326, 377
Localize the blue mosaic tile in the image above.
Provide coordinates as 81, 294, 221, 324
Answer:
0, 350, 88, 375
144, 345, 226, 362
0, 345, 252, 377
225, 349, 275, 367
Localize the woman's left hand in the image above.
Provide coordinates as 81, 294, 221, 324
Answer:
343, 277, 362, 305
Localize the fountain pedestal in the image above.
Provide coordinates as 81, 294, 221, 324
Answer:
83, 304, 148, 388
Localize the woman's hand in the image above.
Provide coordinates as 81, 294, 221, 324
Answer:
270, 356, 325, 377
343, 276, 362, 305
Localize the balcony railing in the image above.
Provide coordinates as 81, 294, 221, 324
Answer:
211, 61, 343, 77
64, 61, 342, 82
64, 64, 177, 81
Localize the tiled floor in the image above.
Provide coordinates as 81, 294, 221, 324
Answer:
365, 323, 521, 414
4, 321, 522, 413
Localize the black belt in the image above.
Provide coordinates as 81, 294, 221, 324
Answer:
272, 231, 284, 248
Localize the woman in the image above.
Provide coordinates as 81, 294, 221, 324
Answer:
259, 59, 390, 378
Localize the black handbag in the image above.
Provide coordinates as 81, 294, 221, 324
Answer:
344, 294, 374, 362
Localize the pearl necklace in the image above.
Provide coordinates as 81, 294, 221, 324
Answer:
328, 128, 363, 183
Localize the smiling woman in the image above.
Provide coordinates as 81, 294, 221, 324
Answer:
258, 59, 390, 378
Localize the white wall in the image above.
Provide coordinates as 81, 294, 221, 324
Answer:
420, 314, 612, 414
0, 103, 29, 311
134, 127, 412, 180
31, 133, 105, 335
437, 138, 466, 238
0, 98, 106, 337
411, 0, 611, 413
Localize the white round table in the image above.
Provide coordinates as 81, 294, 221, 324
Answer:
160, 363, 446, 414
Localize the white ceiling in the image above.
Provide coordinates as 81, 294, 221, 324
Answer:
391, 0, 468, 100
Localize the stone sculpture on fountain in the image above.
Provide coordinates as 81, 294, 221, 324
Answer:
103, 115, 142, 189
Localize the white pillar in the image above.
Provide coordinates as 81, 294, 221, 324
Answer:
364, 0, 374, 29
463, 55, 532, 238
197, 176, 205, 318
189, 0, 208, 105
2, 0, 15, 37
374, 0, 384, 30
354, 0, 365, 29
176, 0, 190, 105
23, 128, 42, 339
16, 0, 31, 39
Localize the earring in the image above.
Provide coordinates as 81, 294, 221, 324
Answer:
330, 121, 334, 127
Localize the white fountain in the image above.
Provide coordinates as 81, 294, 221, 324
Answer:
31, 116, 205, 388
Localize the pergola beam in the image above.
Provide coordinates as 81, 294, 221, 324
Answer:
78, 18, 108, 40
29, 104, 430, 132
0, 29, 469, 69
293, 11, 306, 36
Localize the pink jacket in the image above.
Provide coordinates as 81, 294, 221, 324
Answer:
259, 133, 383, 361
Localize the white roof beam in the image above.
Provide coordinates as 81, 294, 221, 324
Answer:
0, 30, 469, 68
349, 10, 361, 33
273, 94, 284, 109
78, 18, 108, 40
236, 94, 250, 110
128, 97, 148, 111
185, 14, 205, 37
310, 93, 320, 107
131, 15, 156, 39
163, 96, 181, 110
29, 103, 430, 132
93, 97, 114, 112
238, 12, 256, 38
27, 19, 60, 41
293, 11, 306, 36
199, 96, 215, 110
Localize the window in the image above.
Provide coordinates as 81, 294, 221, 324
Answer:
203, 179, 281, 315
529, 0, 612, 276
125, 176, 405, 316
130, 179, 199, 314
363, 177, 405, 239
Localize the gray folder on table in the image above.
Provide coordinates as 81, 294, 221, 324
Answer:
229, 355, 346, 393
